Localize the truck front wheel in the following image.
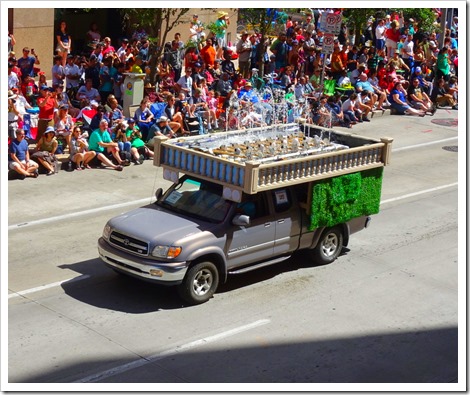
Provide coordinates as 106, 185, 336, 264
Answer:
310, 226, 344, 265
178, 261, 219, 305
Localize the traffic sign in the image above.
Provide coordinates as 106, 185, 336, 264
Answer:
320, 12, 342, 35
322, 33, 335, 54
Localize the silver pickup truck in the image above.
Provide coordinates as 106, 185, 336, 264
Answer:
99, 175, 370, 304
99, 124, 392, 304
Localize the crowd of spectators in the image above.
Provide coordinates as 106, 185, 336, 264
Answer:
8, 9, 458, 180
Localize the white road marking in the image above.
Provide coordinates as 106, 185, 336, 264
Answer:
8, 275, 90, 299
393, 137, 458, 152
8, 197, 154, 230
74, 319, 271, 383
381, 183, 458, 205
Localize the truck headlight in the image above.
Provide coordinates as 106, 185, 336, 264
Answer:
152, 246, 182, 259
102, 224, 112, 240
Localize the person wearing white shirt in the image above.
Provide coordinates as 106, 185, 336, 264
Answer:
375, 19, 386, 51
64, 54, 82, 90
8, 63, 20, 89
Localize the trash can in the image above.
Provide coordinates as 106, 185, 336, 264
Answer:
122, 73, 146, 117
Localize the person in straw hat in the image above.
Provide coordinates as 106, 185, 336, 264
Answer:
215, 11, 230, 60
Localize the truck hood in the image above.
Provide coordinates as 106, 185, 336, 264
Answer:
108, 205, 212, 245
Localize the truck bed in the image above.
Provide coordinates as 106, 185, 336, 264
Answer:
154, 123, 393, 202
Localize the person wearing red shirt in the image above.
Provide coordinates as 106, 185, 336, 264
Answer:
37, 86, 58, 141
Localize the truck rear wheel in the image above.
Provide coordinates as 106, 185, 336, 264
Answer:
178, 261, 219, 305
310, 226, 344, 265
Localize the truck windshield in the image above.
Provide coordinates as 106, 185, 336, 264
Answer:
160, 178, 231, 223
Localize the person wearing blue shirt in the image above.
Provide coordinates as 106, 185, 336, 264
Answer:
8, 129, 39, 178
238, 82, 273, 124
17, 47, 40, 81
355, 73, 386, 110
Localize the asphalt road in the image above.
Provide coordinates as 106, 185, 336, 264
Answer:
5, 109, 462, 390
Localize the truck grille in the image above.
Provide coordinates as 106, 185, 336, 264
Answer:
109, 231, 149, 256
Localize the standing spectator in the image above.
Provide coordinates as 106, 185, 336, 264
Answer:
99, 56, 115, 105
56, 21, 71, 66
271, 33, 288, 72
385, 20, 401, 60
375, 19, 386, 52
84, 54, 101, 89
166, 40, 183, 82
436, 47, 451, 82
8, 62, 20, 90
102, 37, 115, 57
17, 47, 40, 81
138, 39, 150, 66
116, 38, 129, 61
64, 54, 82, 93
8, 30, 16, 54
8, 129, 39, 179
215, 11, 230, 60
86, 22, 101, 45
51, 54, 66, 88
401, 33, 415, 76
37, 86, 58, 141
236, 31, 252, 78
200, 38, 216, 70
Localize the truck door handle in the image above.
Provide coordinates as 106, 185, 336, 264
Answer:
264, 223, 271, 228
277, 219, 285, 224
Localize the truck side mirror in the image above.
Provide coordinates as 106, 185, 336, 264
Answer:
155, 188, 163, 201
232, 214, 250, 226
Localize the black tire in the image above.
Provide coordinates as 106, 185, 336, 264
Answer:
178, 261, 219, 305
310, 226, 344, 265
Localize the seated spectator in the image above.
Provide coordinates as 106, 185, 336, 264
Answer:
215, 72, 232, 97
126, 119, 154, 161
176, 68, 193, 102
238, 81, 273, 125
30, 126, 58, 175
388, 81, 425, 116
89, 105, 110, 132
111, 122, 132, 157
164, 94, 189, 134
407, 77, 436, 115
191, 88, 218, 132
69, 126, 96, 170
8, 129, 39, 179
149, 116, 176, 138
107, 96, 125, 127
326, 95, 351, 128
430, 78, 458, 110
341, 92, 362, 124
355, 72, 386, 110
221, 52, 236, 77
134, 98, 154, 141
410, 66, 432, 95
55, 81, 79, 117
54, 103, 74, 149
88, 119, 126, 171
76, 78, 101, 103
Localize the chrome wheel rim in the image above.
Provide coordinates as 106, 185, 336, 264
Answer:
322, 233, 339, 257
193, 269, 213, 296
